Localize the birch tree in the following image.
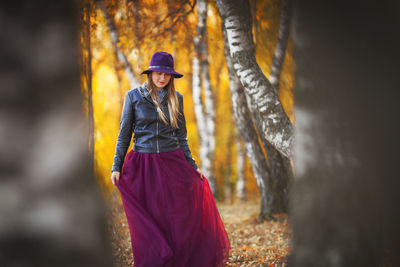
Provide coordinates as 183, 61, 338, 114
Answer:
193, 0, 217, 196
235, 133, 246, 202
224, 128, 234, 204
269, 0, 292, 91
0, 0, 112, 265
215, 0, 294, 159
101, 3, 139, 89
289, 1, 398, 265
258, 0, 294, 213
222, 22, 275, 220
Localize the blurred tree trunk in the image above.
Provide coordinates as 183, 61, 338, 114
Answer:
193, 0, 217, 196
0, 0, 112, 266
101, 3, 139, 89
235, 132, 247, 202
222, 23, 274, 220
215, 0, 293, 160
289, 0, 400, 266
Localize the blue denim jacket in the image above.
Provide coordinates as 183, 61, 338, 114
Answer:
111, 81, 198, 172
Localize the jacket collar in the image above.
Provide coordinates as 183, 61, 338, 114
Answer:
138, 81, 167, 104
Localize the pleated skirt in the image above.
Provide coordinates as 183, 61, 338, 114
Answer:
115, 147, 231, 267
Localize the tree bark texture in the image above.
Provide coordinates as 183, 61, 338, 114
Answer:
289, 0, 400, 266
235, 132, 246, 202
193, 0, 217, 196
222, 23, 274, 220
0, 1, 112, 266
257, 0, 294, 213
215, 0, 294, 160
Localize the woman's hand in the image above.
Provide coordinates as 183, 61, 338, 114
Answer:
196, 168, 203, 180
111, 171, 120, 185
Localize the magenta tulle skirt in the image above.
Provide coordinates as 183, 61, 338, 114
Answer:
115, 147, 231, 267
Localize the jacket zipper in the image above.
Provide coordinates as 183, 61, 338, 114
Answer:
156, 103, 159, 153
141, 85, 161, 153
156, 119, 159, 153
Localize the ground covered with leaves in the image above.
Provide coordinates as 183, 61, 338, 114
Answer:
106, 192, 291, 267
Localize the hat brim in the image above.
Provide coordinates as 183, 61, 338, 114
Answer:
141, 68, 183, 78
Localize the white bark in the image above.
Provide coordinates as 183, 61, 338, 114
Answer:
222, 22, 274, 219
192, 56, 209, 179
235, 132, 246, 202
193, 0, 217, 195
101, 4, 139, 89
215, 0, 294, 159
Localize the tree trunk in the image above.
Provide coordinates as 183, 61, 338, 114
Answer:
0, 1, 112, 265
265, 143, 293, 213
289, 1, 400, 265
215, 0, 294, 160
224, 127, 234, 204
269, 0, 292, 91
235, 132, 246, 202
199, 0, 217, 196
259, 0, 294, 213
193, 0, 217, 196
101, 3, 139, 89
222, 23, 274, 220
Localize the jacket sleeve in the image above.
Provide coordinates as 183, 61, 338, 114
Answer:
111, 91, 135, 172
176, 94, 198, 170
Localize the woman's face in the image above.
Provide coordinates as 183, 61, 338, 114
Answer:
151, 71, 172, 89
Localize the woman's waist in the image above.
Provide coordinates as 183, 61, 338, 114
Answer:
133, 139, 180, 153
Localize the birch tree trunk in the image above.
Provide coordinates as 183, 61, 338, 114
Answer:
222, 23, 275, 220
193, 0, 217, 196
265, 143, 292, 213
269, 0, 292, 91
260, 0, 294, 213
192, 57, 208, 158
0, 0, 112, 265
224, 128, 234, 204
289, 1, 400, 265
101, 4, 139, 89
199, 0, 217, 196
215, 0, 294, 159
235, 133, 246, 202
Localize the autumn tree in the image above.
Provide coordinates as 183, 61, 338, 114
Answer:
193, 0, 218, 196
216, 0, 294, 159
222, 22, 275, 220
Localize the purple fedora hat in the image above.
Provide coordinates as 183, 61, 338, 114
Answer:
140, 51, 183, 78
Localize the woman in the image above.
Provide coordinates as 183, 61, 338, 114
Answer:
110, 51, 231, 267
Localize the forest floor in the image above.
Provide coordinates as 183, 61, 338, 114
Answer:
106, 193, 291, 267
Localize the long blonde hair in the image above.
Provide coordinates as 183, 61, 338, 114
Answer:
147, 72, 180, 128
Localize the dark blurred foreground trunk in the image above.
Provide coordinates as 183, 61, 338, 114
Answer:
0, 1, 112, 266
289, 0, 400, 266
